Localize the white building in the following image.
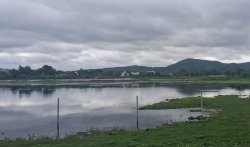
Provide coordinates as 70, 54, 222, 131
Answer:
121, 71, 130, 77
146, 71, 156, 75
131, 72, 140, 76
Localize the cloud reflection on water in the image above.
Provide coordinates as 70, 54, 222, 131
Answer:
0, 83, 249, 138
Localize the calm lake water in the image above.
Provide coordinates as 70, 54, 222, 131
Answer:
0, 82, 249, 138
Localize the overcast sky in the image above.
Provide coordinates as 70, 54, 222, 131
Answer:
0, 0, 250, 70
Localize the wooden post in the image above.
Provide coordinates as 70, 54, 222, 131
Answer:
201, 92, 203, 117
136, 96, 139, 131
57, 98, 60, 139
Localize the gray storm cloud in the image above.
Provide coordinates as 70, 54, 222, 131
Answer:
0, 0, 250, 70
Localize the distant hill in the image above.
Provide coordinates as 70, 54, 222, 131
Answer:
100, 58, 250, 75
238, 62, 250, 69
0, 68, 8, 73
161, 59, 235, 73
162, 58, 250, 74
102, 65, 158, 73
2, 58, 250, 78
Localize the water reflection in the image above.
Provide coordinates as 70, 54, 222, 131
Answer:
0, 83, 250, 138
8, 87, 55, 98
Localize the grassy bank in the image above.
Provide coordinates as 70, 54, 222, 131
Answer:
140, 77, 250, 84
1, 95, 250, 147
140, 97, 206, 110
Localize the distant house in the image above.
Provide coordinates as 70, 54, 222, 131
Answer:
59, 73, 68, 77
121, 71, 130, 77
208, 75, 227, 78
74, 72, 79, 76
131, 72, 140, 76
146, 71, 156, 75
59, 71, 74, 78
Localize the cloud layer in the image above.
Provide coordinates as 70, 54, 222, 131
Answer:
0, 0, 250, 70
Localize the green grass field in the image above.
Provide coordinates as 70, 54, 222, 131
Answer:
1, 95, 250, 147
140, 77, 250, 84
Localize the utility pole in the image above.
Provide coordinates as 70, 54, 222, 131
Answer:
201, 92, 203, 117
57, 98, 60, 139
136, 96, 139, 131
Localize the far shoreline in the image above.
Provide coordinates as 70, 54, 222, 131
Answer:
0, 77, 250, 86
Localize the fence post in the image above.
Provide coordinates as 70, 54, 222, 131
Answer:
201, 92, 203, 117
136, 96, 139, 131
57, 98, 60, 139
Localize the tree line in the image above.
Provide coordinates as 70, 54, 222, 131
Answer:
0, 65, 250, 80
